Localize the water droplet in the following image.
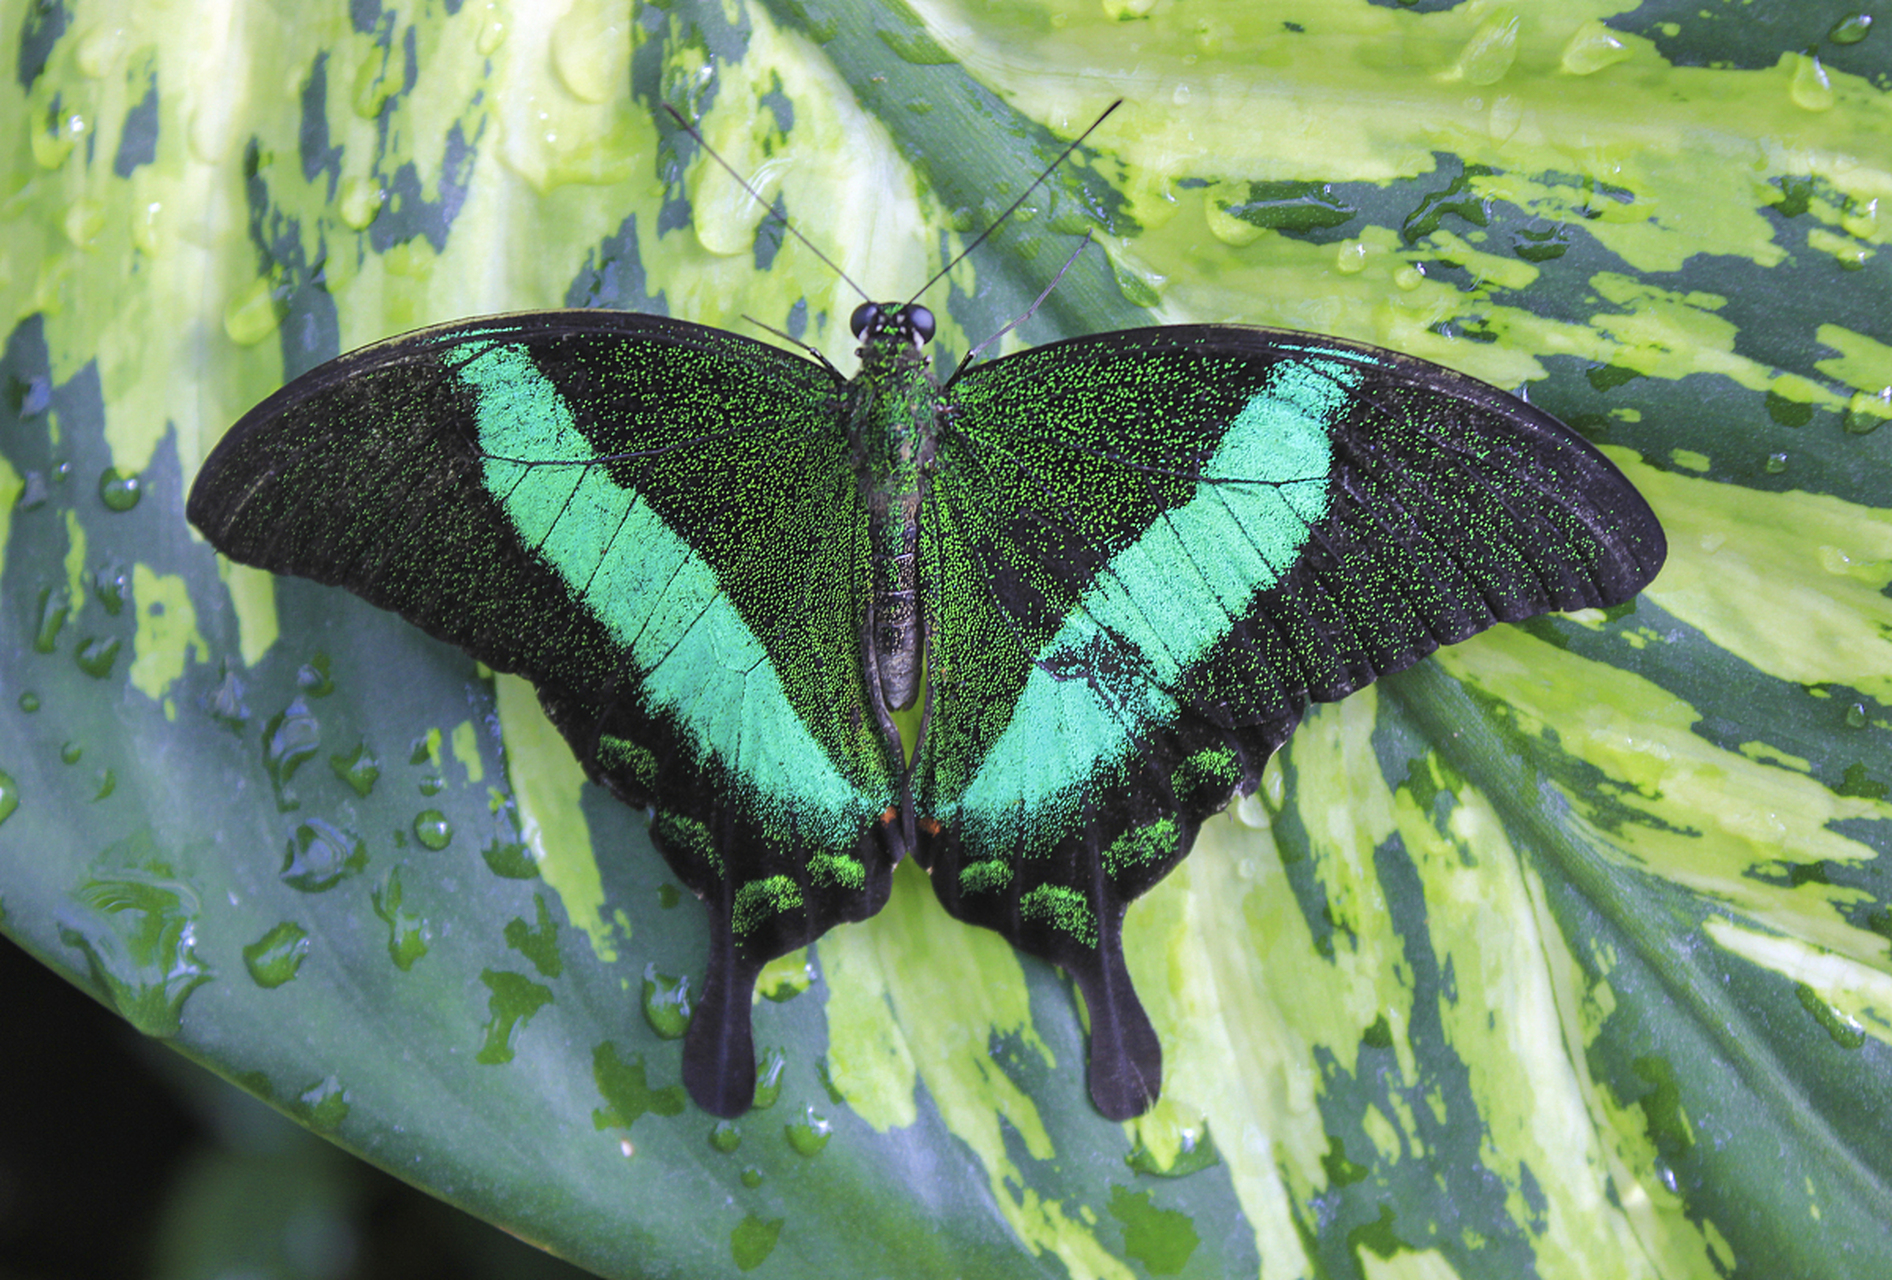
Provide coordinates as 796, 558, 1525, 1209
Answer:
16, 470, 48, 511
641, 964, 692, 1039
731, 1214, 784, 1271
752, 1045, 787, 1110
74, 635, 121, 679
17, 691, 39, 713
1334, 240, 1369, 274
98, 467, 141, 511
1559, 19, 1632, 74
289, 1075, 350, 1132
351, 38, 405, 119
338, 175, 385, 229
1446, 11, 1520, 86
222, 276, 283, 346
206, 665, 249, 728
30, 111, 78, 168
280, 819, 368, 892
75, 22, 130, 76
1846, 703, 1868, 729
92, 563, 128, 615
476, 2, 507, 55
1202, 187, 1265, 248
709, 1120, 741, 1153
92, 769, 115, 801
328, 741, 379, 797
412, 809, 452, 850
1829, 13, 1872, 45
409, 731, 438, 766
481, 838, 538, 879
1103, 239, 1164, 308
418, 775, 445, 796
60, 741, 83, 765
243, 922, 311, 988
739, 1166, 763, 1189
64, 198, 105, 249
1393, 263, 1427, 291
1842, 387, 1891, 435
1790, 52, 1835, 112
263, 698, 320, 808
0, 772, 17, 826
372, 866, 430, 969
1841, 195, 1879, 241
296, 652, 334, 696
61, 863, 210, 1035
1764, 452, 1789, 474
131, 199, 162, 254
783, 1105, 832, 1157
1125, 1124, 1223, 1177
33, 586, 70, 652
757, 949, 813, 1002
550, 5, 625, 103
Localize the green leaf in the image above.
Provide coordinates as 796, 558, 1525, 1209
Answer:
3, 1, 1888, 1277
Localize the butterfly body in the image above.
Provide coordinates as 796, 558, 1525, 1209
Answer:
189, 305, 1665, 1121
845, 303, 939, 724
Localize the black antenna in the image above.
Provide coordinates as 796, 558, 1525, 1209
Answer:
664, 104, 872, 304
905, 99, 1122, 308
740, 313, 844, 377
950, 239, 1091, 380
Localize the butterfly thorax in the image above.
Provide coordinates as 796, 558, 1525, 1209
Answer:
843, 303, 940, 723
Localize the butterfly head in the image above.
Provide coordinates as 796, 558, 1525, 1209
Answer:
850, 302, 936, 352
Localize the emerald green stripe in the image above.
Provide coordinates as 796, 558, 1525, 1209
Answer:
459, 343, 881, 842
952, 359, 1354, 849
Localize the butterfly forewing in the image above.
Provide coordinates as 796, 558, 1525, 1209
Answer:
917, 326, 1665, 1117
188, 311, 902, 1115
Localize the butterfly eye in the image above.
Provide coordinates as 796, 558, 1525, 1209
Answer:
906, 306, 936, 344
849, 303, 880, 338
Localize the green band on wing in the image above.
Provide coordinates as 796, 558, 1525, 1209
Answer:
951, 359, 1355, 851
460, 344, 881, 845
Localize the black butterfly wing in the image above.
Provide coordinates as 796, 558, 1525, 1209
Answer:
189, 311, 902, 1115
917, 325, 1665, 1118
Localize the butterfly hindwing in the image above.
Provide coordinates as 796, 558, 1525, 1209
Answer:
918, 326, 1665, 1117
188, 311, 901, 1115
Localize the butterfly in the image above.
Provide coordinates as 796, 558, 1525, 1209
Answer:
187, 105, 1665, 1120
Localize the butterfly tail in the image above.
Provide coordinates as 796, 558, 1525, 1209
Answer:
1073, 905, 1163, 1121
682, 897, 761, 1117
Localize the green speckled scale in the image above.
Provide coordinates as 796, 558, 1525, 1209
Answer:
187, 304, 1665, 1120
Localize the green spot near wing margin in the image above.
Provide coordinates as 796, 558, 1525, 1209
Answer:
1019, 884, 1098, 947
